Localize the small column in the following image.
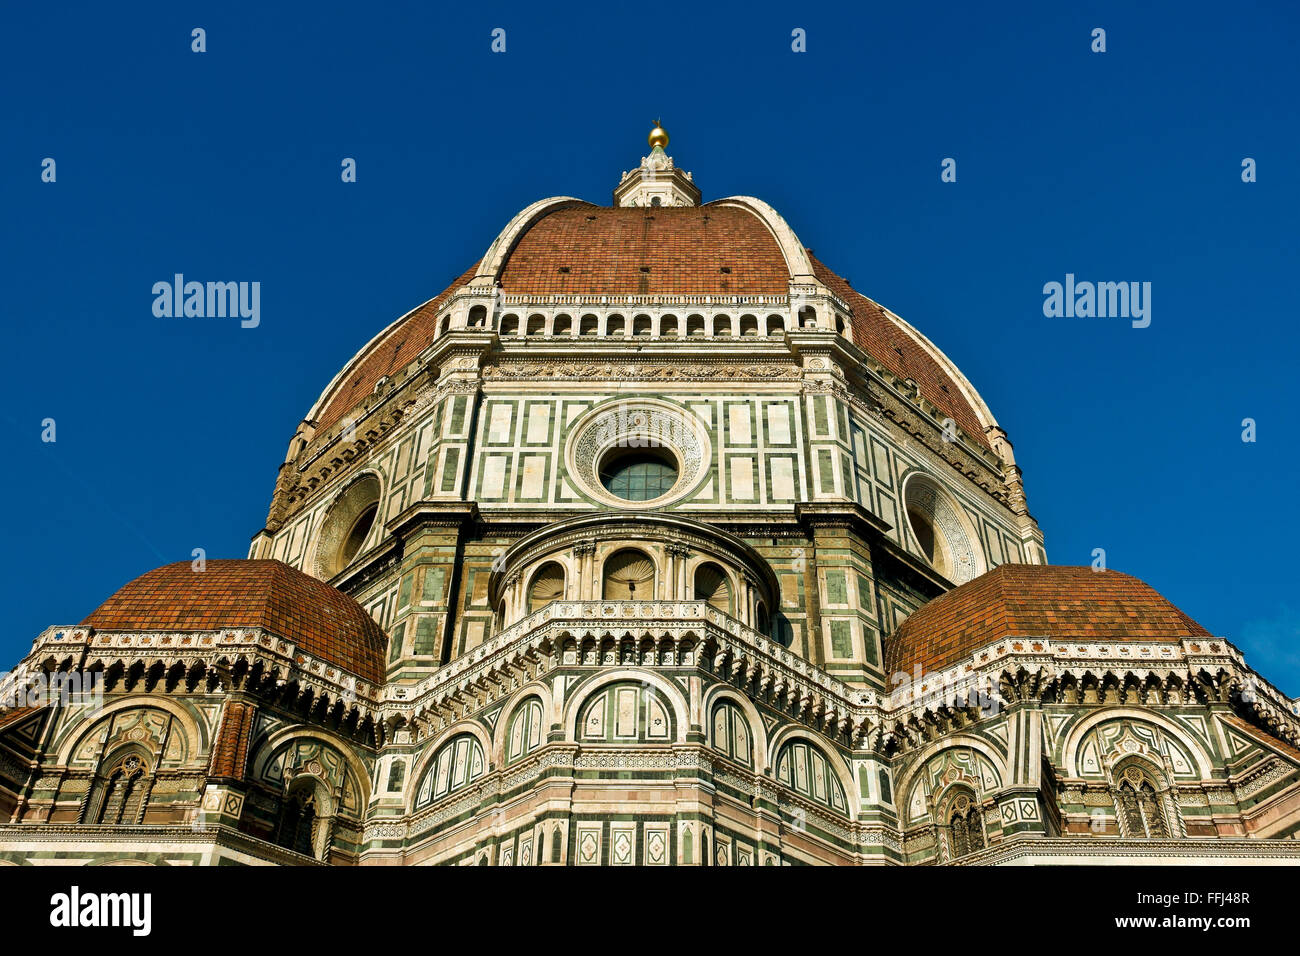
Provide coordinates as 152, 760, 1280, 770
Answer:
573, 541, 596, 600
742, 573, 759, 627
665, 544, 690, 602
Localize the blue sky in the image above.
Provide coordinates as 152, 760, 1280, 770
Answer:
3, 1, 1297, 690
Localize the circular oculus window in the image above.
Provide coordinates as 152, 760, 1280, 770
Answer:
313, 473, 382, 578
565, 400, 709, 508
598, 448, 680, 502
902, 474, 982, 585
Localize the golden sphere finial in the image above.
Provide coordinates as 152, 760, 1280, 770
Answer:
648, 120, 669, 149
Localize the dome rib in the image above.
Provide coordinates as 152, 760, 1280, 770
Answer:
809, 253, 993, 449
312, 260, 479, 433
81, 560, 389, 684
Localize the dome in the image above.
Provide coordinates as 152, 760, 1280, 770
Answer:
885, 564, 1211, 678
309, 197, 995, 450
81, 559, 388, 683
313, 261, 479, 432
497, 203, 790, 295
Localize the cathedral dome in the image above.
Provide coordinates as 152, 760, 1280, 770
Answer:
495, 204, 790, 295
308, 194, 996, 450
81, 560, 388, 683
885, 564, 1211, 678
313, 261, 479, 432
16, 127, 1300, 870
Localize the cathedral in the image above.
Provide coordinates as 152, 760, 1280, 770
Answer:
3, 126, 1299, 866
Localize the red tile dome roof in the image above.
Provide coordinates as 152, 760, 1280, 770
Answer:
314, 260, 479, 431
497, 203, 790, 295
81, 560, 388, 684
885, 564, 1210, 679
311, 199, 994, 450
810, 253, 990, 449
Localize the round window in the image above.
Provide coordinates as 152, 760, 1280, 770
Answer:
599, 450, 679, 502
312, 473, 382, 579
902, 474, 982, 584
564, 400, 710, 508
340, 503, 378, 567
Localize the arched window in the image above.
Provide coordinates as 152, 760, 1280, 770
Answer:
755, 601, 770, 635
1115, 765, 1170, 838
602, 549, 656, 600
414, 734, 486, 810
660, 315, 679, 337
686, 314, 706, 337
713, 315, 733, 336
467, 305, 487, 327
580, 682, 672, 742
766, 314, 784, 336
88, 751, 149, 825
528, 562, 565, 614
275, 780, 321, 858
775, 740, 848, 814
739, 314, 759, 336
526, 314, 546, 336
506, 698, 545, 764
553, 314, 573, 335
693, 562, 731, 613
947, 791, 985, 858
579, 314, 598, 336
710, 701, 752, 767
500, 314, 520, 336
606, 314, 626, 336
633, 314, 652, 337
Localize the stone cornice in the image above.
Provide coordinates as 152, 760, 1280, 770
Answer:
496, 292, 787, 310
956, 834, 1300, 864
22, 624, 383, 713
0, 822, 322, 865
377, 599, 1299, 759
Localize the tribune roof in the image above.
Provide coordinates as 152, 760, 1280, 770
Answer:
81, 560, 388, 684
885, 564, 1211, 678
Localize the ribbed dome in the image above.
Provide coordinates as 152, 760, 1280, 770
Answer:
314, 261, 478, 432
82, 560, 388, 684
310, 197, 994, 450
886, 564, 1210, 678
810, 253, 989, 448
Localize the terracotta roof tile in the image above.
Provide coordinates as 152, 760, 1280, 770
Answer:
209, 697, 258, 780
497, 203, 790, 295
82, 560, 387, 684
0, 707, 39, 734
313, 203, 992, 452
315, 261, 480, 432
810, 253, 990, 450
1222, 714, 1300, 766
885, 565, 1209, 678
